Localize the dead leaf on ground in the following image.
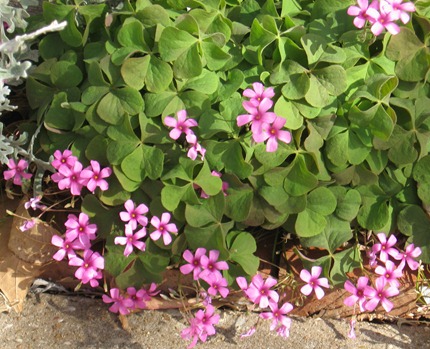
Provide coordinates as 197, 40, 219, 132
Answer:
0, 198, 60, 313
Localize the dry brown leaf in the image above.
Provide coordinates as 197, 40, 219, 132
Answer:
8, 202, 59, 265
0, 198, 60, 312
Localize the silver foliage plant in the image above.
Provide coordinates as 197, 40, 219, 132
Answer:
0, 0, 66, 193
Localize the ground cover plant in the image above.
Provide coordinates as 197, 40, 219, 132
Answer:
1, 0, 430, 346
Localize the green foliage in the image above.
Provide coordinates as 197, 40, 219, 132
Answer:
26, 0, 430, 286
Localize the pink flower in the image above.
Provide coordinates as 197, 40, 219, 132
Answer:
64, 213, 97, 249
260, 301, 293, 332
186, 133, 206, 161
236, 276, 249, 291
343, 276, 371, 312
80, 160, 112, 193
194, 305, 220, 339
52, 161, 85, 196
372, 233, 399, 263
237, 98, 277, 135
126, 287, 148, 310
119, 199, 148, 230
367, 5, 400, 35
240, 327, 256, 338
300, 266, 330, 300
51, 149, 77, 170
51, 234, 80, 261
180, 248, 207, 280
181, 305, 220, 348
348, 317, 357, 339
244, 274, 279, 308
381, 0, 415, 24
102, 288, 134, 315
114, 224, 146, 257
19, 218, 36, 232
347, 0, 378, 28
253, 116, 292, 152
145, 282, 160, 297
149, 212, 178, 245
364, 277, 399, 312
375, 260, 403, 287
203, 273, 230, 298
24, 196, 47, 211
3, 158, 32, 186
69, 249, 104, 287
199, 250, 229, 281
242, 82, 275, 106
164, 109, 198, 140
393, 243, 421, 271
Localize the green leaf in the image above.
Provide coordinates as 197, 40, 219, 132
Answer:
106, 117, 140, 164
301, 33, 329, 66
228, 231, 259, 276
413, 155, 430, 206
184, 223, 232, 254
331, 187, 362, 221
330, 246, 361, 285
173, 43, 203, 79
357, 186, 390, 230
284, 154, 318, 196
159, 27, 199, 62
295, 209, 327, 237
185, 193, 225, 227
307, 187, 337, 215
200, 40, 231, 71
225, 186, 253, 221
398, 205, 430, 263
97, 87, 144, 124
117, 18, 150, 52
301, 215, 353, 253
45, 92, 85, 131
50, 61, 83, 89
183, 69, 219, 94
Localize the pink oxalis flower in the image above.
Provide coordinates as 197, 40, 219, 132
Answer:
52, 161, 85, 196
24, 196, 47, 211
199, 250, 229, 281
126, 287, 150, 310
180, 248, 207, 280
253, 116, 292, 152
80, 160, 112, 193
114, 224, 147, 257
64, 212, 97, 250
372, 233, 399, 263
242, 82, 275, 106
102, 288, 134, 315
150, 212, 178, 245
300, 266, 330, 300
237, 97, 277, 134
3, 158, 32, 185
343, 276, 371, 312
164, 109, 198, 140
51, 234, 80, 261
243, 274, 279, 308
260, 301, 293, 336
119, 199, 149, 230
375, 260, 403, 288
364, 277, 399, 312
69, 249, 104, 287
51, 149, 77, 170
393, 243, 421, 270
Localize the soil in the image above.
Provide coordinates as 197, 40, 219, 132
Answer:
1, 292, 430, 349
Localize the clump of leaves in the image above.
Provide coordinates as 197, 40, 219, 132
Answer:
24, 0, 430, 288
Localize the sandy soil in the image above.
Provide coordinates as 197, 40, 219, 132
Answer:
1, 292, 430, 349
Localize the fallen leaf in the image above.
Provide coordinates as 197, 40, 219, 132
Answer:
0, 198, 60, 312
8, 202, 58, 265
